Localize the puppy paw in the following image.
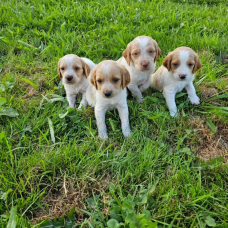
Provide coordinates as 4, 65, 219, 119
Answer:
189, 95, 200, 105
68, 105, 74, 109
99, 134, 108, 140
123, 130, 131, 138
170, 110, 178, 117
78, 102, 87, 110
138, 98, 144, 104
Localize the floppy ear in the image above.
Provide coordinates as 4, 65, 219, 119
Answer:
162, 52, 173, 71
90, 65, 98, 90
58, 59, 63, 79
120, 65, 131, 89
122, 43, 131, 66
154, 45, 161, 62
81, 59, 91, 78
193, 53, 202, 74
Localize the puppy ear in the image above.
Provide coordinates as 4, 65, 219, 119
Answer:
120, 65, 131, 89
154, 46, 161, 62
162, 52, 173, 71
81, 59, 91, 78
90, 65, 98, 90
58, 59, 63, 79
193, 53, 202, 74
122, 43, 131, 66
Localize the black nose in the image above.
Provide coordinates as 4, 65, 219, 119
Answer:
179, 74, 187, 80
104, 91, 112, 97
66, 76, 73, 81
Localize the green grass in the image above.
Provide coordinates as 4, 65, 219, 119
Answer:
0, 0, 228, 227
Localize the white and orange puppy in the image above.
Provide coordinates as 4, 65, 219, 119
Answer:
118, 36, 161, 103
86, 60, 131, 139
58, 54, 96, 109
151, 47, 202, 117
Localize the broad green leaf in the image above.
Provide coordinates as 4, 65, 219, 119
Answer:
0, 107, 19, 117
142, 210, 151, 221
7, 206, 17, 228
205, 119, 216, 133
0, 98, 6, 106
107, 219, 120, 228
205, 216, 216, 227
48, 118, 55, 144
125, 212, 136, 224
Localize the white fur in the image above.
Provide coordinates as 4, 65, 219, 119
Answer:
151, 49, 201, 117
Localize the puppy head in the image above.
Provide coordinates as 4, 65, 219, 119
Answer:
90, 60, 130, 98
58, 54, 90, 84
122, 36, 161, 72
163, 47, 202, 81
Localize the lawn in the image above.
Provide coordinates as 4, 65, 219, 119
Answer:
0, 0, 228, 227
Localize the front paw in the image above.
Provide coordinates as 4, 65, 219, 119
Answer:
169, 110, 178, 117
68, 105, 74, 109
189, 95, 200, 105
138, 98, 144, 104
123, 128, 131, 138
99, 133, 108, 140
78, 104, 87, 110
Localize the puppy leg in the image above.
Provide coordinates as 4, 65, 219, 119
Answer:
78, 93, 88, 110
95, 107, 108, 139
128, 83, 144, 103
117, 105, 131, 138
67, 93, 76, 108
139, 77, 150, 93
163, 89, 177, 117
185, 82, 200, 105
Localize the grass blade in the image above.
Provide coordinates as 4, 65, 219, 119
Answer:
7, 206, 17, 228
48, 118, 55, 144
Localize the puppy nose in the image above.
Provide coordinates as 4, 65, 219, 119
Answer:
179, 74, 187, 79
104, 91, 112, 97
66, 76, 73, 81
141, 60, 149, 68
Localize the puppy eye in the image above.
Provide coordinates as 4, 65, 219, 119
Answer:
149, 50, 153, 54
173, 63, 178, 67
133, 53, 138, 56
75, 67, 79, 71
113, 78, 119, 83
97, 79, 102, 83
61, 67, 65, 70
188, 63, 193, 67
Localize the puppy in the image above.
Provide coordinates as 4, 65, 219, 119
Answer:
58, 54, 96, 109
86, 60, 131, 139
118, 36, 161, 103
151, 47, 202, 116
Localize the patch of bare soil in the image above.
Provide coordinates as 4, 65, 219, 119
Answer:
21, 85, 38, 99
222, 54, 228, 65
190, 117, 228, 163
30, 175, 112, 225
200, 87, 218, 99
